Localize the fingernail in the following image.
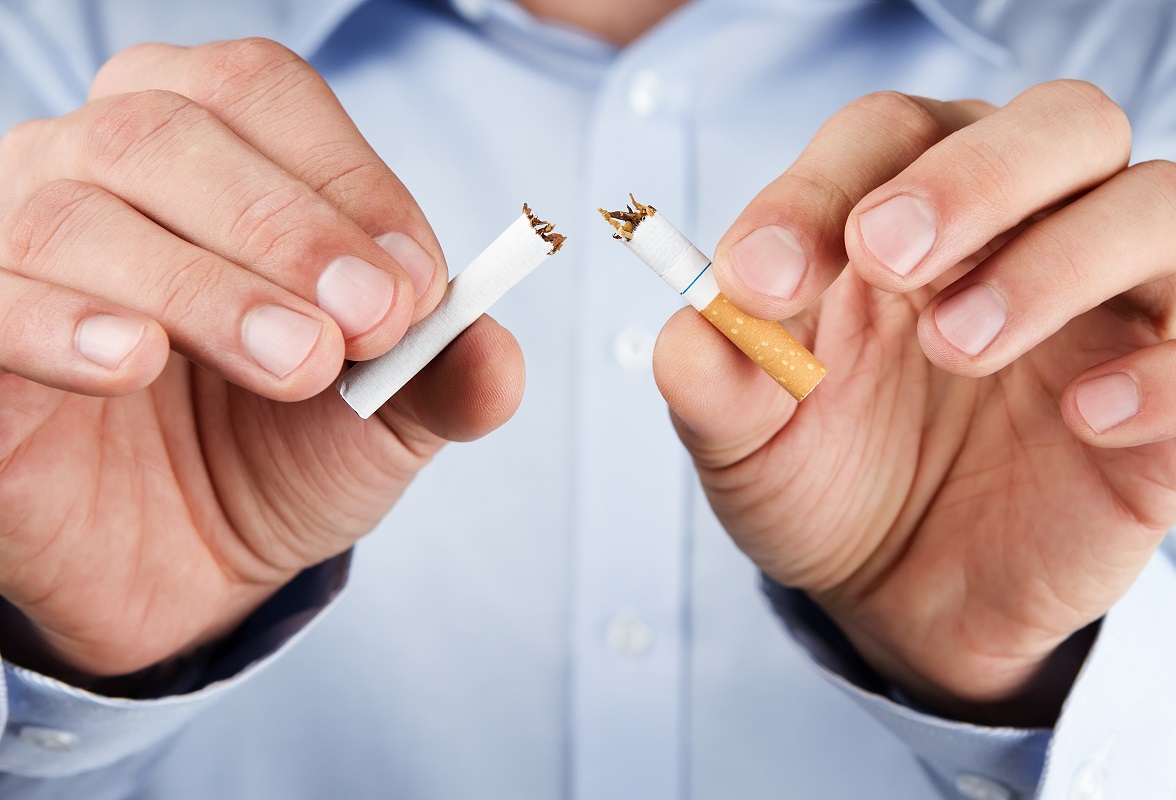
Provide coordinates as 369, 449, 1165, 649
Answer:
375, 232, 435, 300
316, 255, 396, 338
243, 305, 322, 378
1076, 373, 1139, 433
729, 226, 807, 300
933, 283, 1007, 356
859, 194, 937, 276
75, 314, 144, 369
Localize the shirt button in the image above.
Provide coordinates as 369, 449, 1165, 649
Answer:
612, 327, 656, 372
18, 726, 79, 751
627, 70, 664, 117
1069, 761, 1105, 800
954, 774, 1013, 800
451, 0, 489, 21
605, 610, 655, 660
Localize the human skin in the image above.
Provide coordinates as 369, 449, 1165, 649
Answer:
516, 0, 688, 45
0, 39, 526, 682
523, 0, 1176, 727
655, 84, 1176, 726
0, 1, 686, 685
1, 4, 1175, 731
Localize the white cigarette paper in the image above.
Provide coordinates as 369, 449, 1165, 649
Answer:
338, 206, 565, 419
601, 198, 826, 401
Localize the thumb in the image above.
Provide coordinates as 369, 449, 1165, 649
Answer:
652, 306, 798, 471
205, 315, 525, 573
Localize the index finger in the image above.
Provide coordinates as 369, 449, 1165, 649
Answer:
90, 38, 448, 319
846, 80, 1131, 292
712, 92, 989, 321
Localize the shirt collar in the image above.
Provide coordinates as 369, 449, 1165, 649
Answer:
434, 0, 1014, 67
189, 0, 1014, 69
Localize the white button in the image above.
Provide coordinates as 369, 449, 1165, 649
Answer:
1069, 761, 1104, 800
627, 70, 664, 117
18, 726, 79, 751
451, 0, 489, 21
605, 610, 655, 660
612, 327, 656, 372
954, 774, 1012, 800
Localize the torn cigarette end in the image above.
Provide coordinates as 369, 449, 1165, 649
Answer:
524, 203, 567, 254
600, 195, 827, 401
597, 194, 655, 241
338, 204, 565, 418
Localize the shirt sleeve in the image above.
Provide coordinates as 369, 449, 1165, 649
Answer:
764, 541, 1176, 800
0, 552, 350, 791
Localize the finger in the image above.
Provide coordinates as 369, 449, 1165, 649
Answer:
1063, 340, 1176, 448
916, 160, 1176, 375
653, 307, 798, 469
2, 180, 344, 400
711, 93, 990, 321
848, 80, 1131, 291
3, 89, 414, 359
0, 269, 167, 395
89, 39, 448, 319
376, 315, 525, 444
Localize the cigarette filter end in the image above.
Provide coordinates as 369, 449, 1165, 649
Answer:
703, 293, 826, 401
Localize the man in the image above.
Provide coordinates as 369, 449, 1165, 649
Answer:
0, 0, 1174, 797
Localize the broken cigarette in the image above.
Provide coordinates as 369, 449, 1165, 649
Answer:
338, 204, 566, 419
600, 197, 826, 401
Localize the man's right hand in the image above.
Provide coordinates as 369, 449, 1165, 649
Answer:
0, 38, 525, 682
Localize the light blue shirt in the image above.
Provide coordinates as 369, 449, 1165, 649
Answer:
1, 1, 1175, 798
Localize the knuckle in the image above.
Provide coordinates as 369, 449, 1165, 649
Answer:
1129, 159, 1176, 216
0, 118, 46, 173
1001, 223, 1088, 315
192, 37, 315, 115
778, 167, 856, 226
91, 42, 169, 96
1131, 158, 1176, 194
228, 184, 326, 266
209, 37, 300, 72
846, 91, 948, 148
1031, 225, 1088, 294
84, 90, 206, 176
308, 154, 387, 202
148, 253, 223, 327
7, 180, 107, 274
1040, 79, 1131, 159
0, 280, 52, 337
948, 136, 1020, 217
1047, 78, 1120, 118
0, 281, 57, 384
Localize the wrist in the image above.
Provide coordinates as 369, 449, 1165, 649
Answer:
829, 607, 1099, 727
0, 597, 240, 698
0, 581, 282, 695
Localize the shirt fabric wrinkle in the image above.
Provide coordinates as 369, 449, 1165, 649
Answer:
0, 1, 1173, 798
